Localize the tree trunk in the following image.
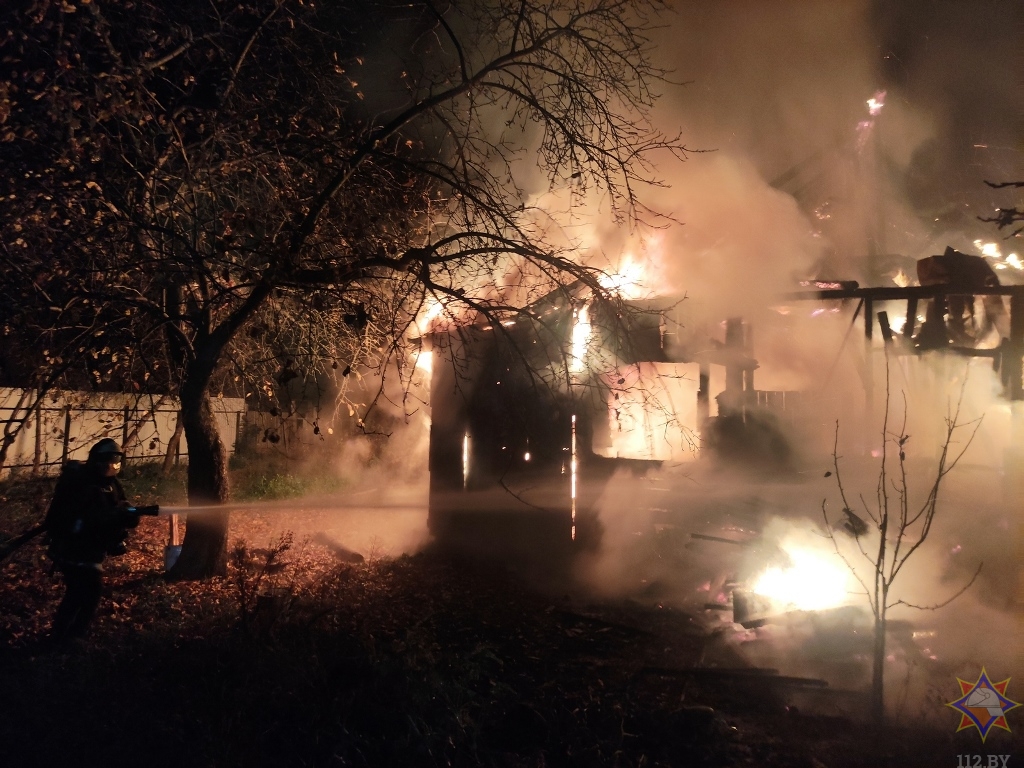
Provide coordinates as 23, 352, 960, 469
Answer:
871, 612, 887, 724
162, 281, 271, 579
31, 393, 42, 477
167, 374, 231, 580
162, 411, 185, 476
0, 387, 34, 473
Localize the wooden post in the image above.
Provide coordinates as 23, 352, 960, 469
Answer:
122, 404, 130, 455
169, 514, 180, 547
877, 311, 893, 345
864, 298, 874, 452
61, 405, 72, 464
904, 297, 917, 340
1008, 290, 1024, 400
32, 393, 41, 477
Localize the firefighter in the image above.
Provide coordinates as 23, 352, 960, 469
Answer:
45, 438, 140, 641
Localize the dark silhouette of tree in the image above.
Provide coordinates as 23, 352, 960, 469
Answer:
979, 180, 1024, 237
1, 0, 689, 577
823, 359, 982, 724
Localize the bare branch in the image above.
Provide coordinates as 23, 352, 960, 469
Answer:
888, 562, 983, 611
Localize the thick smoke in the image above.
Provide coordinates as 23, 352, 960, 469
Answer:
287, 0, 1021, 718
572, 0, 1023, 720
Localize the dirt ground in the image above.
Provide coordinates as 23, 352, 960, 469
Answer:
0, 495, 1020, 767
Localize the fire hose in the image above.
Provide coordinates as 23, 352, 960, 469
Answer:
0, 505, 159, 564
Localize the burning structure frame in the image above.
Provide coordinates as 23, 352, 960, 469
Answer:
423, 248, 1024, 555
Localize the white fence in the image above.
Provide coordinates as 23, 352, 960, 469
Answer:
0, 387, 246, 477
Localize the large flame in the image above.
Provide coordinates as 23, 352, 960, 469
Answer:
750, 538, 853, 611
598, 253, 648, 299
973, 239, 1022, 271
570, 302, 592, 373
415, 296, 447, 335
415, 349, 433, 373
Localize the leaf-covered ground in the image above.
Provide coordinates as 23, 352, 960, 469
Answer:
0, 481, 1014, 767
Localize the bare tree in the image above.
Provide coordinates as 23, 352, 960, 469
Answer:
979, 180, 1024, 238
822, 359, 983, 723
2, 0, 689, 577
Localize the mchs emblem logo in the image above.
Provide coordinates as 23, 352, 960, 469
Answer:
946, 668, 1021, 743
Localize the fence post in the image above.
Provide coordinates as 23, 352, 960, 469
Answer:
32, 392, 42, 477
122, 404, 130, 456
61, 405, 72, 464
862, 296, 876, 456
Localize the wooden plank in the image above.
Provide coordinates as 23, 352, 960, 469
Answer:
877, 311, 893, 344
781, 284, 1024, 301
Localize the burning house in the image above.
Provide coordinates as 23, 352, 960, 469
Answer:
424, 281, 683, 556
421, 241, 1024, 616
423, 278, 820, 557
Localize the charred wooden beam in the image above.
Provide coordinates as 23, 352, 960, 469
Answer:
782, 284, 1024, 301
904, 297, 918, 339
697, 363, 710, 425
877, 311, 893, 344
864, 297, 874, 432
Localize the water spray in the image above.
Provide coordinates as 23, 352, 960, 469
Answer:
154, 499, 428, 517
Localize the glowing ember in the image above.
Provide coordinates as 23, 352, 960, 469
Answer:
867, 90, 886, 116
856, 89, 886, 151
751, 543, 852, 611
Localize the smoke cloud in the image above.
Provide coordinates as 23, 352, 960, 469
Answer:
569, 0, 1023, 721
278, 0, 1022, 720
